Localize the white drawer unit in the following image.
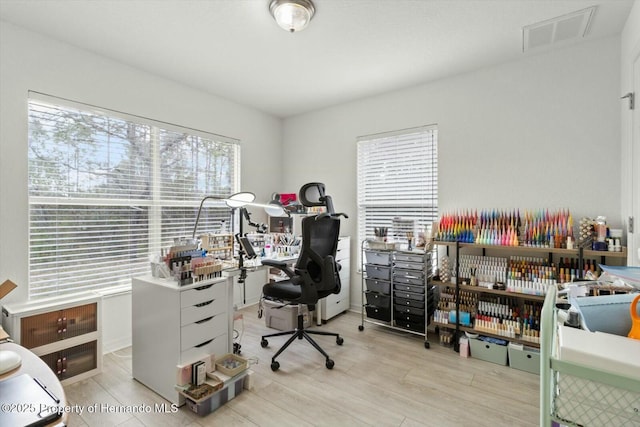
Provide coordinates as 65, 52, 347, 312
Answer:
132, 275, 233, 405
1, 293, 102, 385
320, 236, 350, 322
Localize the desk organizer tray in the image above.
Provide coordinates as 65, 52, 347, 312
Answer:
215, 354, 248, 377
365, 291, 391, 308
365, 278, 390, 295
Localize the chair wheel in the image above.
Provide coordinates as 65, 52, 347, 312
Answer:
261, 339, 268, 348
424, 341, 430, 349
358, 325, 364, 331
271, 361, 280, 371
336, 337, 344, 345
326, 359, 334, 369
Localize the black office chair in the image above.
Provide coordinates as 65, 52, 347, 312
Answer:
260, 182, 347, 371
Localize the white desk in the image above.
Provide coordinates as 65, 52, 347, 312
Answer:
0, 342, 67, 427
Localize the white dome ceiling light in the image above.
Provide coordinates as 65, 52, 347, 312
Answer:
269, 0, 316, 33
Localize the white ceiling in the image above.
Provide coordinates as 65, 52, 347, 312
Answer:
0, 0, 634, 118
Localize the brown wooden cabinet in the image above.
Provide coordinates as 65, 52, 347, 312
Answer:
20, 302, 97, 349
1, 294, 102, 384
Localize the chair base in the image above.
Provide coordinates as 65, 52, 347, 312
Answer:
261, 311, 343, 371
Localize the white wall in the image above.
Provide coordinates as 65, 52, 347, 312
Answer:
621, 0, 640, 266
282, 36, 623, 310
0, 22, 283, 351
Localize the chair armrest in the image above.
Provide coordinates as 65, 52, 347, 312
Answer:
261, 259, 295, 278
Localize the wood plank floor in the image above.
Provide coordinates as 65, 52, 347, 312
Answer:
64, 307, 539, 426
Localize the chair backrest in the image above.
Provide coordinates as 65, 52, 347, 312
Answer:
294, 215, 341, 300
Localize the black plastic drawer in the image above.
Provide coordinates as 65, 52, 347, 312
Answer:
365, 304, 391, 322
365, 278, 390, 295
393, 253, 425, 263
392, 275, 424, 286
393, 268, 425, 280
393, 261, 424, 271
394, 310, 424, 323
365, 264, 391, 280
393, 282, 425, 294
394, 304, 425, 316
365, 291, 390, 308
394, 296, 425, 309
365, 251, 390, 266
393, 290, 424, 301
394, 320, 425, 333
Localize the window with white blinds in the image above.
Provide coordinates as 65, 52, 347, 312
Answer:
28, 94, 240, 298
357, 125, 438, 250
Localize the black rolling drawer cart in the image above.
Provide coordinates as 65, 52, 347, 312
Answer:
359, 241, 435, 349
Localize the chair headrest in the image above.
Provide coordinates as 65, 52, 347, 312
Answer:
299, 182, 335, 214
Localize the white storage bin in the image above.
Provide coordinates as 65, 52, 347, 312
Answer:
263, 299, 311, 331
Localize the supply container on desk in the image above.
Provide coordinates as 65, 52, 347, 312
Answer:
469, 336, 509, 366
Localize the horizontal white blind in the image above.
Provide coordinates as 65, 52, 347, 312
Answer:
28, 97, 239, 298
357, 126, 438, 248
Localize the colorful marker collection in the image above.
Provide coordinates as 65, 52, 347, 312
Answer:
435, 208, 574, 248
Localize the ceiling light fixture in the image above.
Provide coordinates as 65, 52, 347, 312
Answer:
269, 0, 315, 33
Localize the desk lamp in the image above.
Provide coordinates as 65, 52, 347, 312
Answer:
192, 191, 287, 283
0, 279, 21, 374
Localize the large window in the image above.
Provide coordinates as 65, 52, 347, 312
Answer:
357, 125, 438, 249
28, 94, 240, 298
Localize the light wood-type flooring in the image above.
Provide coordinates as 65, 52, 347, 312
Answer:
63, 306, 539, 426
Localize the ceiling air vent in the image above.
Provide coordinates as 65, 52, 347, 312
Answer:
523, 6, 596, 52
